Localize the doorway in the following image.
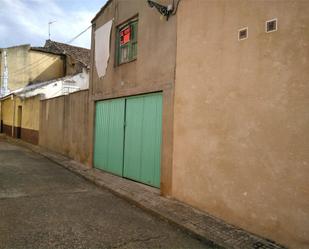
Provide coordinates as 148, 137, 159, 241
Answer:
17, 106, 22, 139
94, 93, 162, 188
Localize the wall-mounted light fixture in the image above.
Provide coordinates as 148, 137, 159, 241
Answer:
147, 0, 173, 20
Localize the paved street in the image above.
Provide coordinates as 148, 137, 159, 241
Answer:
0, 140, 211, 249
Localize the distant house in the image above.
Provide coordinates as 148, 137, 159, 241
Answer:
0, 40, 90, 144
30, 40, 90, 94
0, 44, 65, 95
33, 40, 90, 76
0, 40, 90, 97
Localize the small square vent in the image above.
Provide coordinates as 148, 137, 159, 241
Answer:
238, 27, 248, 41
266, 18, 278, 33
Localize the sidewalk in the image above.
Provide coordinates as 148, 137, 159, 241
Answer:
2, 135, 287, 249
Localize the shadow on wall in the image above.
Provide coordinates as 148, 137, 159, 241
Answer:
65, 57, 85, 76
28, 57, 65, 85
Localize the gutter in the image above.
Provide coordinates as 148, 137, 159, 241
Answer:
0, 93, 15, 101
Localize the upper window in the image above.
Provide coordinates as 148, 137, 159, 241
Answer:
266, 18, 278, 33
238, 27, 248, 41
116, 19, 138, 65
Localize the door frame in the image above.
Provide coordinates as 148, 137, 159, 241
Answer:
90, 87, 174, 196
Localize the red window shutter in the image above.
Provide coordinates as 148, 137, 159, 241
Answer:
120, 26, 131, 45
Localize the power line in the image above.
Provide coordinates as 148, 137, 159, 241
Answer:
66, 25, 92, 44
6, 55, 57, 77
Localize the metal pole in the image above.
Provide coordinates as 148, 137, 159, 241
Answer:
48, 21, 56, 40
3, 50, 8, 95
0, 49, 9, 97
0, 51, 2, 97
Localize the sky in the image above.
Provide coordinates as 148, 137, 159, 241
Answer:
0, 0, 107, 49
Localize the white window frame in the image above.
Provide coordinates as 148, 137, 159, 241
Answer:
238, 27, 248, 41
265, 18, 278, 33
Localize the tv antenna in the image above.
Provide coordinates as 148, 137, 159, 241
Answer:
48, 20, 57, 40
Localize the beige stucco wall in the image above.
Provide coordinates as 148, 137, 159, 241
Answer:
1, 97, 14, 126
29, 50, 64, 84
65, 55, 85, 75
173, 1, 309, 249
3, 45, 30, 91
39, 90, 90, 165
91, 0, 176, 97
90, 0, 176, 193
1, 96, 40, 130
17, 96, 40, 130
39, 96, 65, 151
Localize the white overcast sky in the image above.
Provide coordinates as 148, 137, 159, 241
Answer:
0, 0, 107, 49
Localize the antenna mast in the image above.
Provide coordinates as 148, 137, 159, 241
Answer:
48, 20, 56, 40
0, 49, 9, 97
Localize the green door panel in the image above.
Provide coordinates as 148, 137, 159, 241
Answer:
123, 94, 162, 188
94, 99, 125, 176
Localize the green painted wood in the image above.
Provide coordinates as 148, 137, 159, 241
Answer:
117, 20, 138, 64
130, 21, 138, 60
94, 99, 125, 176
123, 93, 162, 188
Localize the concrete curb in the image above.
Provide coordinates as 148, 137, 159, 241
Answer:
2, 135, 288, 249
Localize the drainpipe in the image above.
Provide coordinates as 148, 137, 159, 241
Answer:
12, 95, 15, 137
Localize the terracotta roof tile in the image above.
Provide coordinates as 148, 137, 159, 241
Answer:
32, 40, 90, 67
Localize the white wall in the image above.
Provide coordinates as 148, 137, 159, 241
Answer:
14, 70, 89, 100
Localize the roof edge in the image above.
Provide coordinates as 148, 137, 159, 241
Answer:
0, 93, 15, 101
91, 0, 113, 23
1, 44, 31, 50
46, 39, 90, 51
30, 47, 63, 56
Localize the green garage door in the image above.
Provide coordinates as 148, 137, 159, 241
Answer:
94, 93, 162, 188
123, 94, 162, 188
94, 98, 125, 176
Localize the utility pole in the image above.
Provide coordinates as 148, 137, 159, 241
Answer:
48, 20, 56, 40
0, 49, 9, 97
